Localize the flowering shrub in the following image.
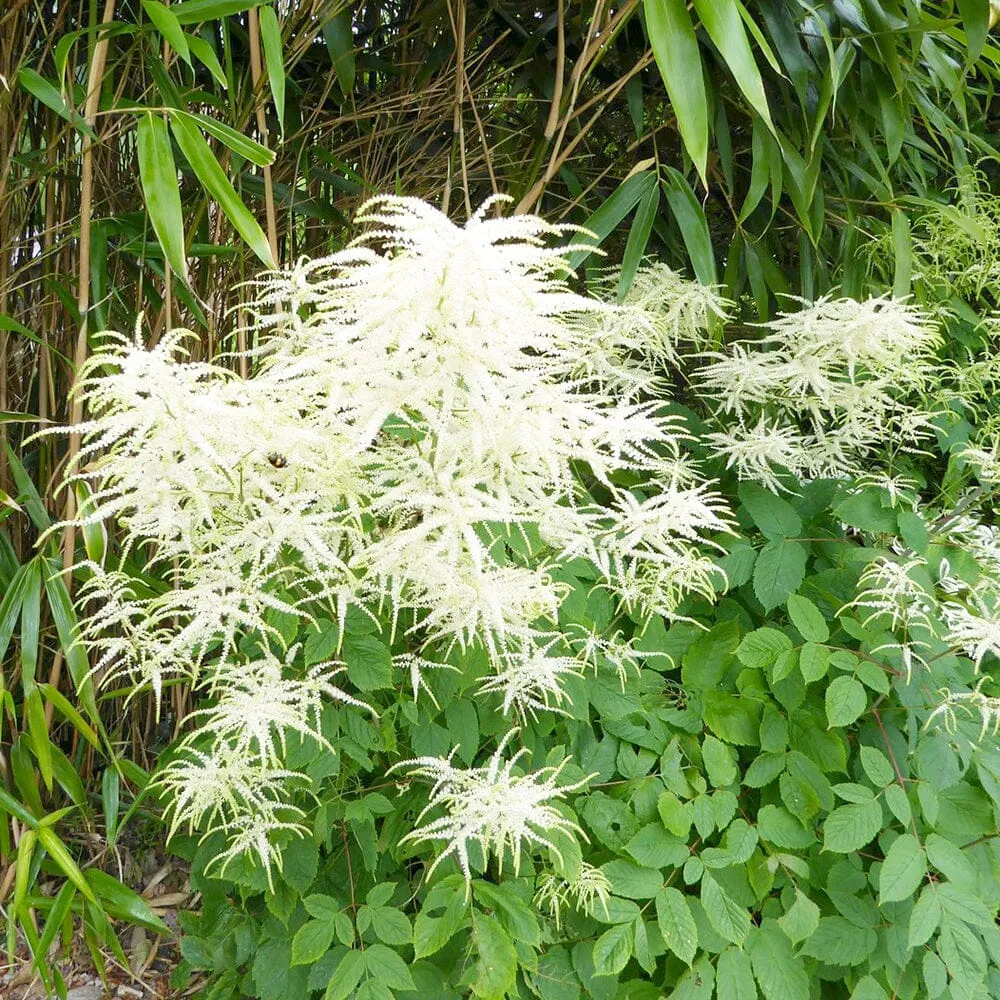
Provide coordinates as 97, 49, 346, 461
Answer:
55, 197, 1000, 999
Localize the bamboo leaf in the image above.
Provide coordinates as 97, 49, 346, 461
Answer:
37, 825, 99, 904
322, 9, 356, 95
169, 113, 276, 267
25, 688, 54, 793
258, 5, 285, 133
661, 166, 717, 284
617, 182, 660, 301
566, 169, 658, 270
644, 0, 708, 186
137, 113, 188, 282
186, 33, 228, 88
169, 0, 265, 24
172, 109, 275, 166
142, 0, 191, 64
16, 68, 98, 140
692, 0, 774, 134
958, 0, 990, 62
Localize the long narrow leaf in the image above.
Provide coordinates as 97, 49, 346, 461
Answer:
137, 112, 188, 282
644, 0, 708, 186
259, 5, 285, 133
170, 113, 277, 267
692, 0, 774, 133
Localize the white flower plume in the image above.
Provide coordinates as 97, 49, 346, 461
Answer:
52, 195, 734, 874
393, 730, 593, 882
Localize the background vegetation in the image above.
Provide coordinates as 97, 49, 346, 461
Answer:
5, 0, 1000, 997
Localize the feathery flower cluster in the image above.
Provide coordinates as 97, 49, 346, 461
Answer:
55, 196, 730, 874
840, 555, 939, 681
926, 679, 1000, 741
393, 730, 593, 883
700, 296, 941, 488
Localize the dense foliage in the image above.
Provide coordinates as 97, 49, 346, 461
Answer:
5, 2, 1000, 999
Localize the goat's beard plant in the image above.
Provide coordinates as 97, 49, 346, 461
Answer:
58, 195, 734, 881
51, 195, 1000, 999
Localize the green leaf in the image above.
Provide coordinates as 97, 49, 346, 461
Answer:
879, 834, 925, 904
364, 944, 415, 990
786, 595, 829, 642
736, 628, 792, 670
644, 0, 708, 185
823, 799, 883, 853
701, 872, 750, 946
626, 823, 687, 869
84, 868, 170, 934
656, 887, 697, 965
704, 690, 762, 746
778, 888, 819, 945
602, 860, 663, 899
169, 0, 265, 24
169, 113, 276, 268
25, 688, 53, 793
799, 916, 877, 965
825, 676, 867, 728
860, 746, 894, 787
748, 923, 809, 1000
716, 946, 756, 1000
884, 783, 911, 825
566, 170, 657, 270
937, 918, 987, 993
37, 826, 97, 904
258, 5, 285, 133
325, 951, 365, 1000
958, 0, 989, 63
137, 113, 188, 281
702, 735, 738, 787
369, 905, 411, 946
592, 922, 632, 977
187, 34, 228, 87
472, 910, 516, 999
344, 635, 393, 691
661, 167, 717, 285
691, 0, 774, 132
908, 886, 942, 948
17, 68, 97, 140
322, 9, 356, 94
617, 181, 659, 301
799, 642, 829, 683
172, 109, 275, 166
291, 918, 337, 966
142, 1, 191, 63
739, 483, 802, 538
753, 540, 808, 611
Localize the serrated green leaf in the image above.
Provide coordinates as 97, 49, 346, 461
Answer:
879, 834, 926, 904
777, 888, 819, 945
291, 918, 337, 966
325, 951, 365, 1000
800, 916, 877, 965
737, 628, 792, 669
825, 675, 867, 728
786, 594, 829, 642
860, 746, 894, 787
908, 886, 941, 948
739, 483, 802, 538
716, 946, 756, 1000
592, 921, 632, 977
656, 887, 697, 965
753, 540, 808, 611
472, 911, 516, 999
749, 923, 809, 1000
823, 799, 883, 853
701, 872, 750, 946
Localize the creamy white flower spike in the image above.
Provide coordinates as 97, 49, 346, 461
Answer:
53, 195, 734, 874
699, 296, 940, 485
392, 730, 594, 883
